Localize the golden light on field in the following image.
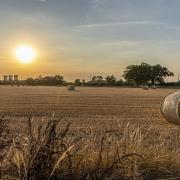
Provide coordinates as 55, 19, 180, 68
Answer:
15, 45, 36, 64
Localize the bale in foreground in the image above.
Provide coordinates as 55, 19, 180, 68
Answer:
161, 91, 180, 125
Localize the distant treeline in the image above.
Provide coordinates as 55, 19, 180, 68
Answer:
0, 62, 179, 87
0, 75, 129, 86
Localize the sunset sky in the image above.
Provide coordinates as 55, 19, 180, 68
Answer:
0, 0, 180, 81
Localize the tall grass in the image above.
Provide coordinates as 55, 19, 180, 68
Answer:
1, 115, 180, 179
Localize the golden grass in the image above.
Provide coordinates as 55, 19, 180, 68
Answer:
0, 87, 180, 179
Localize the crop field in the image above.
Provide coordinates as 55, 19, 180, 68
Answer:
0, 86, 175, 127
1, 86, 180, 179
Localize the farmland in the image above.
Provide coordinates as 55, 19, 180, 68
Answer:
0, 86, 175, 123
1, 86, 180, 179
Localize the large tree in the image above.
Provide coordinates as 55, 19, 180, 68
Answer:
123, 62, 174, 85
123, 63, 151, 85
150, 64, 174, 84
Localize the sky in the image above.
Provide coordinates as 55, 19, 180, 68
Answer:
0, 0, 180, 81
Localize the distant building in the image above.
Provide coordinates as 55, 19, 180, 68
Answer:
9, 75, 13, 81
3, 74, 19, 83
14, 75, 19, 81
3, 75, 8, 81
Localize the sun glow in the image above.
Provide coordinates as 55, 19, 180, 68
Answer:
15, 45, 36, 64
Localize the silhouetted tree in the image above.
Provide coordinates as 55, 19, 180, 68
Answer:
105, 75, 116, 84
82, 79, 86, 84
25, 75, 64, 86
74, 79, 81, 85
123, 62, 174, 85
92, 76, 103, 82
150, 64, 174, 84
26, 78, 34, 85
123, 63, 151, 85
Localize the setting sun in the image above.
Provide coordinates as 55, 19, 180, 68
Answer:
15, 45, 36, 64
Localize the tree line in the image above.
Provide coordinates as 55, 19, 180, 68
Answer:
0, 62, 177, 86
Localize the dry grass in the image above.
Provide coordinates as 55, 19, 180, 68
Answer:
0, 87, 180, 179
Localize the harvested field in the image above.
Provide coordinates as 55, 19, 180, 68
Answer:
0, 86, 177, 131
1, 86, 180, 179
0, 86, 176, 123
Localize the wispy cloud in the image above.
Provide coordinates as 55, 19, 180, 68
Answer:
36, 0, 47, 2
102, 40, 142, 47
91, 0, 109, 6
74, 21, 180, 35
76, 21, 166, 29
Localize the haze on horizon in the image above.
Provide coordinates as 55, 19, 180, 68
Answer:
0, 0, 180, 81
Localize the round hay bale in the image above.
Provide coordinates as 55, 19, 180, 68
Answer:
151, 85, 157, 89
142, 85, 149, 90
67, 85, 76, 91
160, 91, 180, 125
138, 85, 143, 88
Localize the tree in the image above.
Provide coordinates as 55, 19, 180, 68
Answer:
150, 64, 174, 84
91, 76, 103, 82
26, 78, 34, 85
74, 79, 81, 85
105, 75, 116, 84
54, 75, 64, 84
90, 76, 105, 86
123, 63, 151, 85
123, 62, 174, 85
28, 75, 64, 85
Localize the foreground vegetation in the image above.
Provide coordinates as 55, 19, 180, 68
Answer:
1, 115, 180, 180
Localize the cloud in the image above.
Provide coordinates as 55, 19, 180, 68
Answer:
36, 0, 47, 2
75, 21, 166, 29
91, 0, 109, 6
102, 40, 141, 47
74, 21, 180, 36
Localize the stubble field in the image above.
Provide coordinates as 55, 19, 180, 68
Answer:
1, 86, 180, 179
0, 86, 175, 127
